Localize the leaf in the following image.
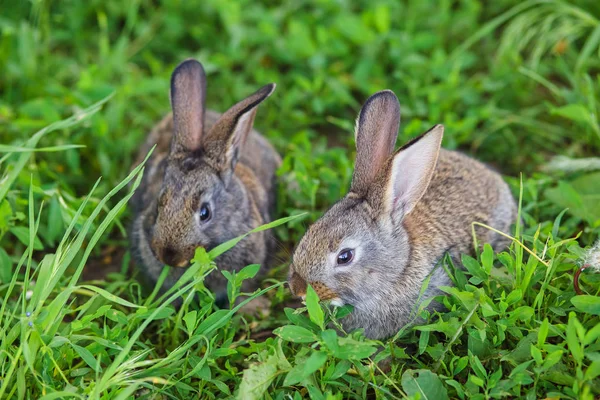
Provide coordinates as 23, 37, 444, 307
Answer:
113, 384, 142, 400
211, 348, 237, 358
416, 317, 462, 339
468, 328, 493, 359
183, 311, 197, 334
333, 336, 377, 360
584, 323, 600, 346
419, 330, 430, 355
320, 329, 338, 353
192, 246, 211, 266
571, 295, 600, 315
284, 307, 319, 332
441, 287, 478, 311
196, 363, 211, 380
135, 306, 174, 321
0, 247, 13, 284
38, 391, 86, 400
238, 341, 291, 400
283, 351, 328, 386
373, 4, 391, 33
333, 304, 354, 320
537, 318, 550, 347
326, 359, 351, 381
72, 305, 112, 331
306, 385, 325, 400
530, 344, 543, 365
455, 357, 469, 376
542, 350, 564, 371
584, 360, 600, 381
0, 144, 84, 153
576, 25, 600, 72
488, 367, 503, 388
568, 172, 600, 209
505, 289, 523, 305
481, 244, 494, 274
546, 175, 600, 225
566, 312, 583, 364
196, 310, 232, 335
48, 336, 69, 348
509, 306, 534, 322
236, 264, 260, 283
212, 379, 231, 395
0, 199, 12, 233
238, 359, 279, 400
10, 226, 43, 250
551, 208, 569, 238
274, 325, 317, 343
502, 334, 536, 364
208, 214, 306, 259
46, 195, 63, 245
72, 335, 123, 351
105, 309, 128, 325
461, 254, 487, 281
305, 285, 324, 330
469, 352, 488, 381
469, 375, 485, 388
445, 380, 465, 399
79, 285, 141, 308
401, 369, 449, 400
72, 344, 101, 373
551, 104, 593, 125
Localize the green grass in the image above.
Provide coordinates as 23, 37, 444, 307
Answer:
1, 0, 600, 398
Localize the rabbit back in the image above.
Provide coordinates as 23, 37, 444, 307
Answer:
399, 148, 516, 303
406, 148, 516, 269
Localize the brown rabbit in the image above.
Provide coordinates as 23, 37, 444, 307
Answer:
130, 59, 281, 301
288, 90, 517, 339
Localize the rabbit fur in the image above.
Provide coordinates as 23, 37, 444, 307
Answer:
288, 90, 517, 339
130, 59, 281, 299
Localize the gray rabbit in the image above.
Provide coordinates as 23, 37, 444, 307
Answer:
289, 90, 517, 339
130, 59, 281, 299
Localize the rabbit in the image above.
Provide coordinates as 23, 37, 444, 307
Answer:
129, 59, 281, 303
288, 90, 517, 339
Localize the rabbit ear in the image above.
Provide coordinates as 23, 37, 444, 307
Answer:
204, 83, 276, 172
170, 59, 207, 152
350, 90, 400, 195
384, 124, 444, 217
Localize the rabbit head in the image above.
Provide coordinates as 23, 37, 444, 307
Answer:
149, 59, 276, 268
289, 90, 443, 335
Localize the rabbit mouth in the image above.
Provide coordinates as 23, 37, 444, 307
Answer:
173, 259, 191, 268
330, 297, 345, 307
298, 296, 344, 308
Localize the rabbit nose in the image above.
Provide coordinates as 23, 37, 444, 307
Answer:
288, 270, 307, 297
159, 246, 176, 265
158, 246, 191, 268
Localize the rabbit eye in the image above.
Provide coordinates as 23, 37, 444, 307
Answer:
199, 203, 211, 222
336, 249, 354, 265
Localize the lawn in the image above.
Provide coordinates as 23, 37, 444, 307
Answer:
1, 0, 600, 398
